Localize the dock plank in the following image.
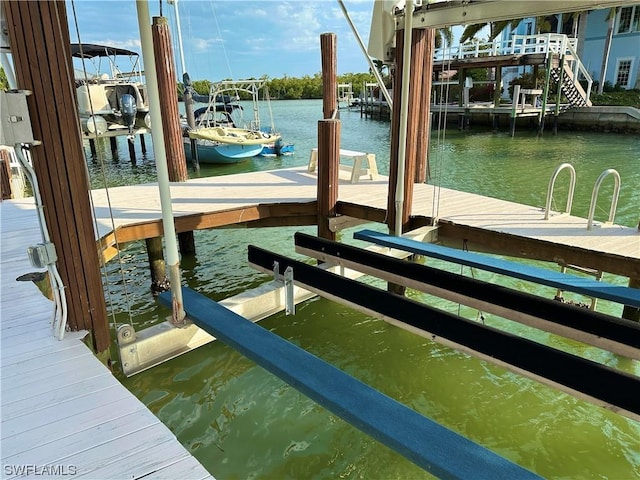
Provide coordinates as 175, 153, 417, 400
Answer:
0, 201, 213, 479
86, 167, 638, 268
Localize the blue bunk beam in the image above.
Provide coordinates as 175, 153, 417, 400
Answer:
293, 232, 640, 360
159, 287, 542, 480
354, 229, 640, 308
247, 245, 640, 422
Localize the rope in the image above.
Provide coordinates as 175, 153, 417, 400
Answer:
70, 0, 135, 330
431, 42, 452, 222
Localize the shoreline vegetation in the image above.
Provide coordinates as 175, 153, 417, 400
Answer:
1, 65, 636, 112
176, 72, 639, 108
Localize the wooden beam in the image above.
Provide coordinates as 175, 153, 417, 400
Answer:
295, 232, 640, 359
406, 1, 631, 29
436, 222, 640, 280
5, 1, 110, 352
247, 245, 640, 422
160, 287, 542, 479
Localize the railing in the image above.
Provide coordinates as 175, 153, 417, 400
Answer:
544, 163, 576, 220
433, 34, 579, 60
587, 169, 621, 230
433, 33, 592, 106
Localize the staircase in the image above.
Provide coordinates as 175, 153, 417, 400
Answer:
550, 61, 593, 108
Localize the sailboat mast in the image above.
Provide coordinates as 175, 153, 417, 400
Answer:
169, 0, 187, 76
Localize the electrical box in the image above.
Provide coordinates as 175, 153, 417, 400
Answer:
27, 242, 58, 268
0, 90, 35, 146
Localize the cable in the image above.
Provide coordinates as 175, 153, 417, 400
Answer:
70, 0, 135, 330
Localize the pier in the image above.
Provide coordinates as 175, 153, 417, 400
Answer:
361, 33, 602, 135
5, 163, 636, 475
0, 199, 212, 479
86, 166, 639, 284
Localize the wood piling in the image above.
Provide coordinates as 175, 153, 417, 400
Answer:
5, 0, 110, 353
317, 33, 340, 242
146, 237, 169, 293
110, 136, 118, 156
321, 33, 338, 119
387, 27, 430, 234
152, 16, 195, 254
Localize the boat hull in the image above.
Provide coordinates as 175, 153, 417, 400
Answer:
183, 139, 263, 164
260, 142, 295, 156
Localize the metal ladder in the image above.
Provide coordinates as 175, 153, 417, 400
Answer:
544, 163, 621, 230
545, 165, 621, 309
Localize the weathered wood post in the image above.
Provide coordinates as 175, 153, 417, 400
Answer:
387, 27, 429, 234
127, 137, 136, 162
89, 138, 98, 157
414, 29, 434, 184
110, 136, 118, 156
318, 33, 340, 241
553, 55, 565, 135
317, 120, 340, 241
146, 237, 169, 293
537, 53, 553, 136
5, 0, 110, 354
493, 66, 503, 130
151, 16, 195, 256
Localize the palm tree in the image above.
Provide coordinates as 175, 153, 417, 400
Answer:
460, 20, 519, 43
599, 8, 617, 94
436, 26, 453, 48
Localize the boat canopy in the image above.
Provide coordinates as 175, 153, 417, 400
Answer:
69, 43, 139, 59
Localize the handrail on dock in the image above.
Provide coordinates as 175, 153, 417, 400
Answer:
545, 163, 576, 220
587, 169, 621, 230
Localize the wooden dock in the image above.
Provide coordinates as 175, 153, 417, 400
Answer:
90, 167, 639, 280
1, 166, 637, 478
0, 200, 213, 479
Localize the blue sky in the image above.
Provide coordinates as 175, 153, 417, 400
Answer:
66, 0, 381, 81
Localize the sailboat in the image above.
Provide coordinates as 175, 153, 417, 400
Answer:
183, 79, 289, 164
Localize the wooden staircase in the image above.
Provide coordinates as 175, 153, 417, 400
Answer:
550, 60, 593, 108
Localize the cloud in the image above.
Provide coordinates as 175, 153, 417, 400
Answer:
87, 38, 141, 51
192, 37, 222, 52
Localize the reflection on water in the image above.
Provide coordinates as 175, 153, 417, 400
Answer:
90, 99, 640, 479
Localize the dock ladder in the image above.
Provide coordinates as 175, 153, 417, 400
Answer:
545, 165, 622, 308
544, 162, 575, 220
587, 168, 621, 230
544, 164, 621, 230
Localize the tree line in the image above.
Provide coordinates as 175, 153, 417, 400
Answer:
181, 72, 380, 101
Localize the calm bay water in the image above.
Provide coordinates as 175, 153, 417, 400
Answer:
86, 99, 640, 479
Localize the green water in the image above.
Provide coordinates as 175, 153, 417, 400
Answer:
88, 100, 640, 479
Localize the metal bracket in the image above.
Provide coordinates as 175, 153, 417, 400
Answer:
284, 266, 295, 315
0, 90, 35, 145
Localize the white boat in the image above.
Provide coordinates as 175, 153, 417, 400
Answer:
183, 79, 293, 163
71, 43, 151, 135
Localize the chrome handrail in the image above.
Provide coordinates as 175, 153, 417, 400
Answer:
587, 169, 621, 230
545, 163, 576, 220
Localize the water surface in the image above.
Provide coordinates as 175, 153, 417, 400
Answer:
87, 99, 640, 479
